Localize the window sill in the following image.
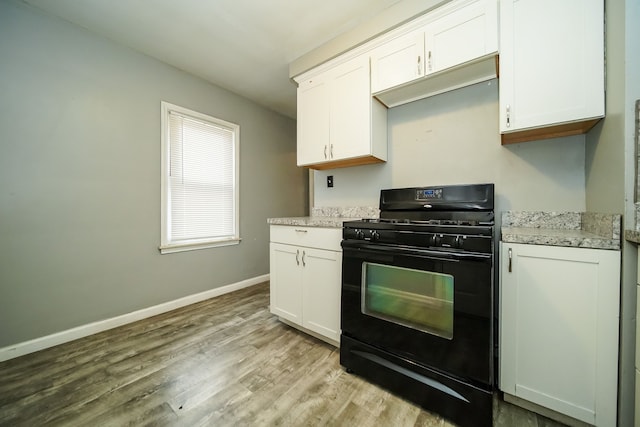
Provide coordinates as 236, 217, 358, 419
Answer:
159, 238, 241, 254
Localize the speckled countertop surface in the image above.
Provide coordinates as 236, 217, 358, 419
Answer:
267, 216, 356, 228
267, 206, 379, 229
625, 229, 640, 244
624, 203, 640, 244
502, 211, 621, 250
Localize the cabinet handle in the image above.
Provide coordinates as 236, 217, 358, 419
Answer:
296, 249, 300, 266
506, 105, 511, 128
294, 229, 308, 233
324, 145, 328, 159
330, 144, 334, 159
508, 248, 512, 273
417, 55, 422, 75
427, 51, 432, 72
302, 250, 306, 267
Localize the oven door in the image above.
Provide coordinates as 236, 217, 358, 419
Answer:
341, 240, 494, 388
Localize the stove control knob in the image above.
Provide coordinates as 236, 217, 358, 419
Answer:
430, 234, 441, 247
369, 230, 380, 241
355, 229, 365, 240
455, 235, 464, 249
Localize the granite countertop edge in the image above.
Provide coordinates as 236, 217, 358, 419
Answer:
502, 227, 620, 250
267, 216, 356, 228
502, 211, 621, 250
268, 206, 379, 229
624, 229, 640, 244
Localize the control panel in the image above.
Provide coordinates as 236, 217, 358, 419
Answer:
416, 188, 443, 200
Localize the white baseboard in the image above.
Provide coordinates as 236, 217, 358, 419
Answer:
0, 274, 269, 363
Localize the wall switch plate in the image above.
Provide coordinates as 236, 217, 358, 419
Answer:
327, 175, 334, 188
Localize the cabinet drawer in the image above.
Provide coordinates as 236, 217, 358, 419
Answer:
270, 225, 342, 251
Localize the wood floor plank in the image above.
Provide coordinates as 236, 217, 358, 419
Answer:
0, 282, 569, 427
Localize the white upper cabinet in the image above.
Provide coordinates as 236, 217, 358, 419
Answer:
423, 0, 497, 74
370, 31, 425, 94
329, 56, 374, 161
370, 0, 498, 107
499, 0, 605, 144
296, 53, 387, 170
296, 76, 329, 166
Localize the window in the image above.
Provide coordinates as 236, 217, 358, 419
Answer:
160, 101, 239, 254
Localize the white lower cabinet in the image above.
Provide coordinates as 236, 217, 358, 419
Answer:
269, 225, 342, 344
500, 242, 620, 426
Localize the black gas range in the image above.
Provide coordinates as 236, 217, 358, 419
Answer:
340, 183, 496, 427
344, 184, 494, 250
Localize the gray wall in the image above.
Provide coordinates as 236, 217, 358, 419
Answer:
0, 0, 307, 348
585, 0, 640, 424
313, 80, 587, 215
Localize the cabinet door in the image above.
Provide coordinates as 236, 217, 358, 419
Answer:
370, 30, 425, 93
269, 243, 303, 324
297, 76, 330, 166
330, 55, 371, 161
301, 247, 342, 342
499, 0, 604, 133
424, 0, 498, 74
500, 243, 619, 426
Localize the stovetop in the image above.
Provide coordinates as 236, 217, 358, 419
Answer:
342, 184, 495, 253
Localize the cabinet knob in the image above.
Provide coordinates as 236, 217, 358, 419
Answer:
324, 145, 328, 159
296, 249, 300, 266
506, 105, 511, 128
417, 55, 422, 75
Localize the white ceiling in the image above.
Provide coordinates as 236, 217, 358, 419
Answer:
21, 0, 403, 118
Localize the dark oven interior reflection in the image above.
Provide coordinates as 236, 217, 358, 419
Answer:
340, 184, 495, 427
362, 261, 454, 340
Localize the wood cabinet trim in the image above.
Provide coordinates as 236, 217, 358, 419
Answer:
501, 118, 601, 145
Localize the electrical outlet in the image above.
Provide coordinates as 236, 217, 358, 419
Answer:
327, 175, 334, 188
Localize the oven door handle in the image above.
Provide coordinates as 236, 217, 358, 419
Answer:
342, 241, 492, 262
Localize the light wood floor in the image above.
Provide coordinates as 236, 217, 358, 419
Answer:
0, 282, 566, 426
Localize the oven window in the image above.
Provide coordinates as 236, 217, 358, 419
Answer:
361, 262, 454, 340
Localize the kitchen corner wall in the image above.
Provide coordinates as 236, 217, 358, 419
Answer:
0, 1, 306, 348
585, 0, 640, 425
313, 79, 587, 215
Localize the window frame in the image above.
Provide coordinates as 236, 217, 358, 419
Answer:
159, 101, 240, 254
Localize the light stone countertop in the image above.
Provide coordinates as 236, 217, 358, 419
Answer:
502, 211, 621, 250
267, 216, 358, 228
624, 202, 640, 244
267, 206, 379, 229
625, 229, 640, 244
502, 227, 621, 250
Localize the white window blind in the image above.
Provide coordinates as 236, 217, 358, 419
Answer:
160, 102, 239, 253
